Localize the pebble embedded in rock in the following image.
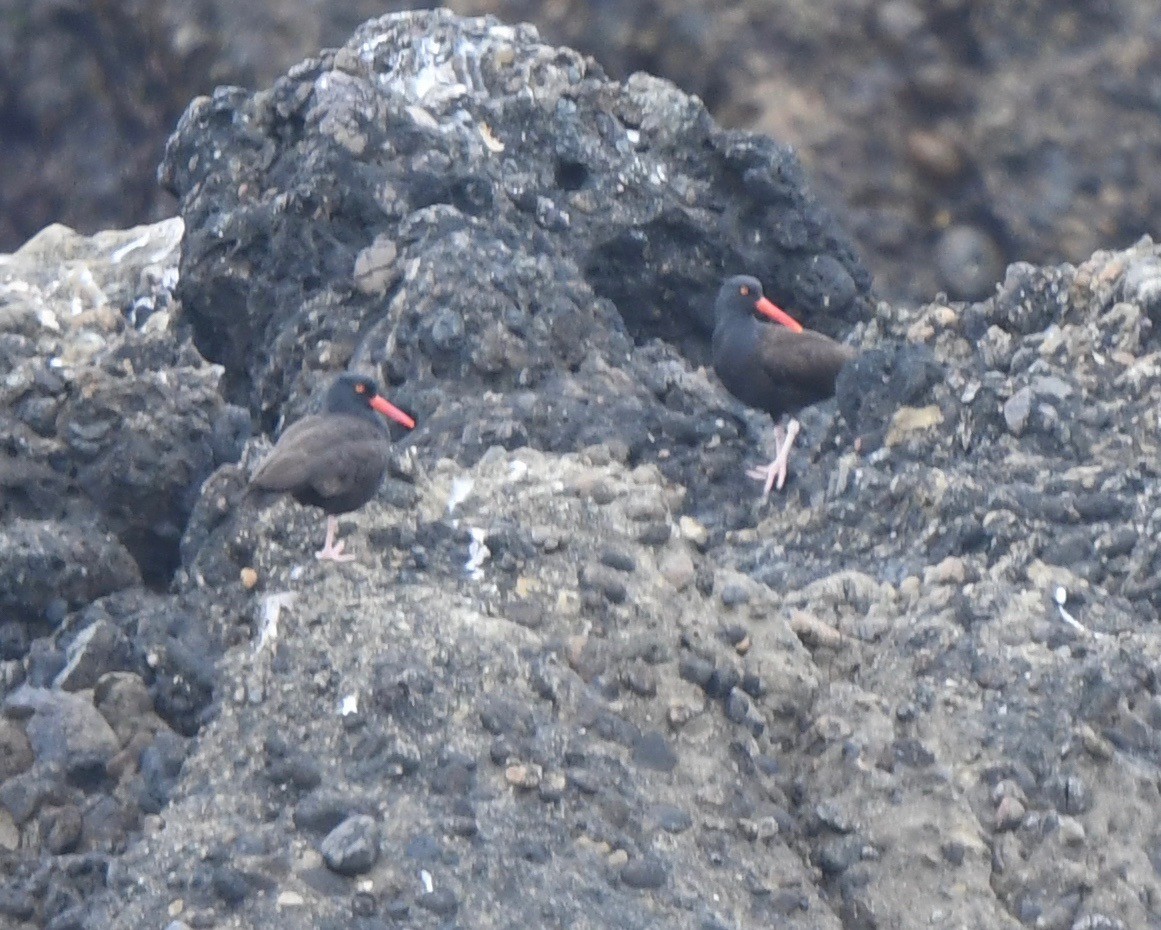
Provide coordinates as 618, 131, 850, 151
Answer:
294, 791, 361, 835
620, 857, 668, 889
417, 888, 459, 916
1003, 387, 1032, 435
0, 719, 34, 781
718, 582, 751, 607
93, 672, 158, 745
211, 865, 253, 906
42, 804, 83, 854
649, 804, 693, 834
659, 547, 696, 591
994, 795, 1025, 831
599, 547, 637, 573
54, 620, 135, 692
632, 730, 678, 773
320, 814, 380, 876
6, 686, 120, 773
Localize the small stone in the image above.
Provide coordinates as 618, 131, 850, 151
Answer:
276, 891, 305, 908
320, 815, 380, 876
538, 771, 567, 802
0, 809, 20, 851
632, 730, 678, 773
994, 795, 1025, 831
659, 547, 696, 591
678, 656, 714, 688
905, 128, 963, 180
1004, 387, 1032, 435
1057, 815, 1086, 846
607, 848, 629, 867
505, 763, 542, 789
737, 816, 780, 842
93, 672, 158, 745
884, 405, 944, 447
240, 567, 259, 589
667, 700, 701, 729
636, 521, 671, 546
567, 767, 600, 795
212, 865, 253, 906
6, 686, 120, 774
42, 804, 83, 854
650, 804, 692, 834
417, 888, 458, 916
599, 547, 637, 573
923, 556, 966, 586
620, 857, 668, 889
719, 582, 751, 607
294, 790, 360, 834
678, 516, 708, 548
624, 663, 657, 697
0, 719, 33, 781
353, 235, 398, 295
53, 620, 135, 691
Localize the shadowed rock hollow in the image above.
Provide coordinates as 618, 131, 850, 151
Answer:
4, 10, 1161, 930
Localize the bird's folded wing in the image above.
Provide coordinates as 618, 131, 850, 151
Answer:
249, 416, 384, 493
757, 330, 856, 393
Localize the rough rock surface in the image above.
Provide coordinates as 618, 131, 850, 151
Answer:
3, 0, 1161, 305
159, 11, 870, 415
0, 221, 250, 585
4, 10, 1161, 930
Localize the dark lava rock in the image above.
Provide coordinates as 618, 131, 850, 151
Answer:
5, 686, 120, 772
55, 621, 136, 692
38, 11, 1161, 930
649, 804, 693, 834
295, 790, 368, 835
320, 815, 380, 876
212, 865, 255, 906
0, 222, 249, 588
834, 342, 944, 453
418, 887, 459, 917
137, 730, 188, 814
0, 718, 34, 781
632, 729, 678, 773
0, 520, 140, 627
159, 9, 869, 480
620, 857, 668, 889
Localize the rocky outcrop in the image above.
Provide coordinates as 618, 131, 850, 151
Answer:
0, 221, 249, 585
4, 0, 1161, 307
3, 10, 1161, 930
159, 12, 869, 424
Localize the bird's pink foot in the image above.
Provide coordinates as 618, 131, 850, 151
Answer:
315, 515, 356, 563
746, 418, 801, 499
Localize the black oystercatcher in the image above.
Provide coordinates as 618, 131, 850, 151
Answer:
712, 275, 855, 496
249, 374, 416, 562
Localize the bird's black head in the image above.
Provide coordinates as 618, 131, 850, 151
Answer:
714, 275, 803, 332
716, 275, 766, 320
324, 374, 416, 429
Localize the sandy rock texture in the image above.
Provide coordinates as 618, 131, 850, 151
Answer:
2, 10, 1161, 930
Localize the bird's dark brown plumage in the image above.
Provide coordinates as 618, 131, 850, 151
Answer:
248, 373, 415, 560
712, 274, 855, 494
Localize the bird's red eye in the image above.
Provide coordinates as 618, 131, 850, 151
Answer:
739, 285, 750, 296
355, 383, 365, 394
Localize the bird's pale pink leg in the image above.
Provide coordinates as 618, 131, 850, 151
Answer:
315, 514, 356, 562
746, 418, 801, 497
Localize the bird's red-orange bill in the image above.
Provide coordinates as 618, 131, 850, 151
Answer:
370, 395, 416, 429
755, 296, 804, 333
